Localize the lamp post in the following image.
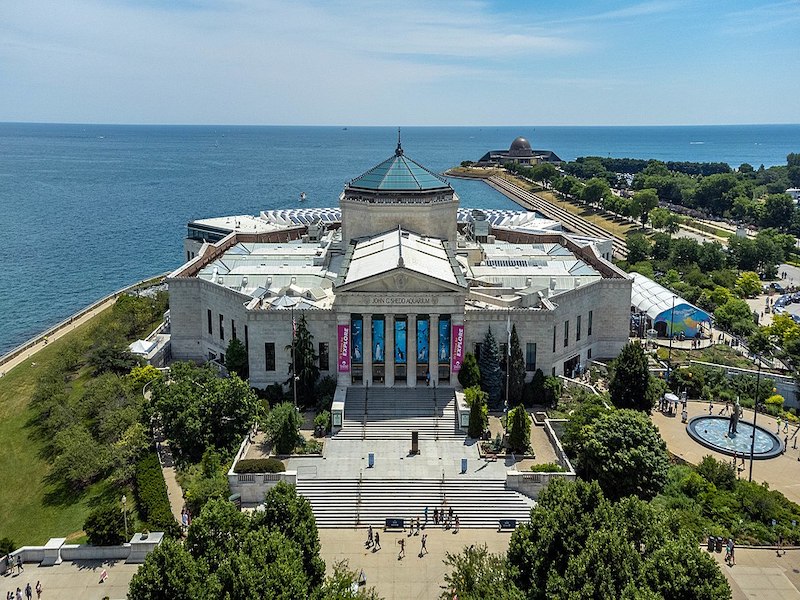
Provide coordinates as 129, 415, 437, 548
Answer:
748, 354, 762, 482
121, 494, 128, 539
666, 295, 676, 383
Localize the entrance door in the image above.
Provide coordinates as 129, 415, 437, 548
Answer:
563, 355, 580, 378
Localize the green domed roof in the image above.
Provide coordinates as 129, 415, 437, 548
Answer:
347, 141, 451, 192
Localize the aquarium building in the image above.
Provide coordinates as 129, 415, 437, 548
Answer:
168, 141, 631, 389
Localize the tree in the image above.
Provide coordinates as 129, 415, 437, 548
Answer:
625, 233, 652, 264
580, 409, 670, 501
320, 560, 382, 599
506, 404, 530, 453
441, 544, 524, 600
129, 538, 212, 600
264, 402, 302, 454
735, 271, 761, 298
286, 315, 319, 407
508, 325, 525, 404
478, 327, 502, 404
714, 298, 756, 336
632, 188, 659, 228
609, 342, 651, 411
224, 338, 249, 379
581, 177, 610, 207
761, 193, 795, 230
543, 376, 563, 408
458, 353, 481, 389
466, 386, 488, 439
84, 503, 126, 546
648, 207, 670, 231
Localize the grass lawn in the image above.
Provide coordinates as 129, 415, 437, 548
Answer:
0, 308, 143, 545
656, 343, 760, 370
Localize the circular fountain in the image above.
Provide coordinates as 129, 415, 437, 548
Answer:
686, 415, 783, 459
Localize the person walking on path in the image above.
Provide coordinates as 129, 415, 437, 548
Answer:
424, 506, 428, 525
419, 534, 428, 557
24, 584, 30, 600
373, 532, 380, 551
15, 588, 21, 600
398, 538, 405, 560
34, 582, 41, 600
16, 557, 22, 574
726, 539, 735, 566
454, 515, 460, 533
433, 508, 439, 525
99, 569, 108, 583
366, 525, 373, 548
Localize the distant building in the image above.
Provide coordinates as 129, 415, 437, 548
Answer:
787, 188, 800, 203
476, 136, 562, 166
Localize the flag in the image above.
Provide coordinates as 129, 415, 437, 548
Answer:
506, 313, 512, 356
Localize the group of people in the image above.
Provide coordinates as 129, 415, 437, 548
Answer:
724, 538, 736, 566
4, 581, 41, 600
431, 506, 459, 532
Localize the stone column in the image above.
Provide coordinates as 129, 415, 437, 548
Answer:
363, 314, 372, 387
407, 314, 417, 387
429, 314, 439, 387
385, 314, 395, 387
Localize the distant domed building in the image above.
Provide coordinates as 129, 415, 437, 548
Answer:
477, 136, 562, 166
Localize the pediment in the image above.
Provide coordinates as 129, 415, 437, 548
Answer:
337, 267, 465, 294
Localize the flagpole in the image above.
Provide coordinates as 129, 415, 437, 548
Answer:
505, 309, 511, 422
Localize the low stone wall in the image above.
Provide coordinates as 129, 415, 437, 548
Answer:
455, 390, 469, 432
228, 471, 298, 506
506, 470, 576, 500
0, 532, 163, 573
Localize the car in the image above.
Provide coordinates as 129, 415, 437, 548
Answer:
770, 282, 786, 294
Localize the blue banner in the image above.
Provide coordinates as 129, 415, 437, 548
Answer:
417, 318, 429, 363
395, 319, 407, 364
438, 318, 451, 363
352, 318, 363, 364
373, 318, 385, 363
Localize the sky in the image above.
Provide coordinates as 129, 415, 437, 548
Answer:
1, 0, 799, 126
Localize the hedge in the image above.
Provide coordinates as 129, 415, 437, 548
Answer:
134, 451, 181, 537
234, 458, 286, 474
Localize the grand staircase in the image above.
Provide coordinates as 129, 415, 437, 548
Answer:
296, 477, 535, 528
335, 386, 462, 441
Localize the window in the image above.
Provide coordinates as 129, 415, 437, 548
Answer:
231, 319, 237, 340
526, 343, 537, 371
576, 315, 582, 342
588, 311, 593, 336
244, 325, 249, 352
319, 342, 330, 371
587, 348, 592, 359
474, 342, 483, 363
564, 320, 569, 348
552, 326, 556, 352
219, 314, 225, 341
207, 309, 212, 335
264, 342, 275, 371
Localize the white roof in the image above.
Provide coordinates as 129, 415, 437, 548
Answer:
129, 339, 157, 355
630, 272, 700, 320
344, 229, 458, 286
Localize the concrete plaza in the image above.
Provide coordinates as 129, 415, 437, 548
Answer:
1, 560, 138, 600
652, 401, 800, 505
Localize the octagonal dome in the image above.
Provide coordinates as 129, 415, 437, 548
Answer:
509, 136, 533, 157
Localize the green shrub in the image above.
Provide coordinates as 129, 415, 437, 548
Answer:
134, 451, 181, 537
529, 462, 565, 473
296, 438, 323, 455
465, 386, 488, 438
234, 458, 286, 474
314, 410, 331, 434
0, 538, 15, 556
84, 503, 126, 546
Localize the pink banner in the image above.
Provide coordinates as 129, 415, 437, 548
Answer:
451, 324, 465, 372
337, 324, 350, 373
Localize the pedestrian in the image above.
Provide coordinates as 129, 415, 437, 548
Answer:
416, 517, 421, 535
708, 401, 713, 415
35, 582, 41, 600
15, 588, 21, 600
24, 584, 30, 600
785, 421, 789, 434
778, 533, 784, 557
785, 435, 789, 452
777, 419, 782, 434
99, 568, 108, 583
367, 525, 373, 548
398, 538, 405, 560
454, 515, 460, 533
374, 531, 380, 551
358, 569, 367, 586
433, 508, 439, 525
16, 557, 22, 574
424, 506, 428, 524
727, 539, 735, 566
425, 369, 430, 386
420, 533, 428, 557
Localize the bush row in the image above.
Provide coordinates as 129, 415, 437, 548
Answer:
134, 451, 181, 537
234, 458, 286, 474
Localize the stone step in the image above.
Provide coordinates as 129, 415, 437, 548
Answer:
296, 478, 534, 528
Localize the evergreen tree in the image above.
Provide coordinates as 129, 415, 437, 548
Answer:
224, 338, 248, 379
457, 353, 481, 389
507, 404, 530, 453
609, 342, 651, 411
286, 314, 319, 407
508, 324, 526, 404
466, 386, 489, 439
479, 327, 502, 404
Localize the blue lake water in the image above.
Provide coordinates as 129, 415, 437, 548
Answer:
1, 123, 799, 354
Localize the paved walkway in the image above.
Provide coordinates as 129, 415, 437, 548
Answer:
318, 527, 510, 600
1, 560, 138, 600
152, 424, 185, 523
652, 402, 800, 505
712, 547, 800, 600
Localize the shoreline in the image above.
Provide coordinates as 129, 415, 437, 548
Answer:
0, 272, 168, 375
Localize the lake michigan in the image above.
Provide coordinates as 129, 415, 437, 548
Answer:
1, 123, 798, 354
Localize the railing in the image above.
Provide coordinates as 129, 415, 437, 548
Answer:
355, 470, 363, 527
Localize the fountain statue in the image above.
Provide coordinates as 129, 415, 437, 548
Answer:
728, 398, 741, 435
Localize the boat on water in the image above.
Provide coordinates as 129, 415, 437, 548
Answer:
300, 192, 307, 202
